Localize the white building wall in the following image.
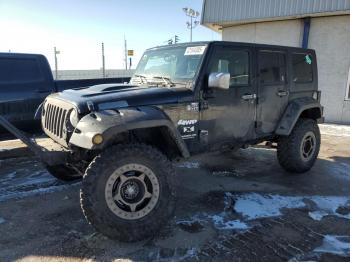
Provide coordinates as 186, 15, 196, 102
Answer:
309, 16, 350, 123
222, 15, 350, 124
223, 20, 303, 47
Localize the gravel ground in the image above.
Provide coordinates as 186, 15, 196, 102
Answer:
0, 124, 350, 262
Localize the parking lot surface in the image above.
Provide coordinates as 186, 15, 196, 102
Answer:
0, 124, 350, 262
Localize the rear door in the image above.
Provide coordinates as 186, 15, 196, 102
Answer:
256, 49, 289, 134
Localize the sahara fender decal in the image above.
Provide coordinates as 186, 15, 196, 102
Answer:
275, 97, 322, 136
69, 106, 190, 158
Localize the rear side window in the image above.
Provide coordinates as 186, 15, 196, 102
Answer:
259, 51, 286, 85
0, 58, 42, 83
292, 53, 313, 83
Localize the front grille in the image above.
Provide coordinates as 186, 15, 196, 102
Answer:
42, 97, 74, 147
44, 104, 68, 138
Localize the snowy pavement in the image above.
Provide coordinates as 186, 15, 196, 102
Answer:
0, 124, 350, 261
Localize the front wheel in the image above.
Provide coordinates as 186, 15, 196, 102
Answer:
80, 144, 176, 242
277, 118, 321, 173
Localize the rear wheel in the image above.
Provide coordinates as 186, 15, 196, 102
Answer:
45, 164, 82, 181
80, 144, 176, 242
277, 118, 320, 173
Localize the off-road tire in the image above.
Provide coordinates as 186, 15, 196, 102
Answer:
80, 143, 176, 242
277, 118, 320, 173
45, 164, 82, 181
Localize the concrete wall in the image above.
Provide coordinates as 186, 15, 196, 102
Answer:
222, 15, 350, 124
223, 19, 303, 47
54, 69, 135, 80
309, 16, 350, 123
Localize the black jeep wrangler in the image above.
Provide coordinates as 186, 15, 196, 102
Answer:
11, 41, 325, 241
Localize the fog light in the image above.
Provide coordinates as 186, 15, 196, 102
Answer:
92, 134, 104, 145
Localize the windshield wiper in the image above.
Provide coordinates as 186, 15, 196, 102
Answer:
151, 76, 190, 88
151, 76, 176, 87
133, 74, 148, 85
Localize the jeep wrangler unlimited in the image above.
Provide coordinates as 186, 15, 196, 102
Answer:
0, 41, 323, 242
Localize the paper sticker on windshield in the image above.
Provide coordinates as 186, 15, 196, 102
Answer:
184, 46, 206, 56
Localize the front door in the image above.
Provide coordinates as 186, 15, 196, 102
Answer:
256, 49, 289, 134
199, 44, 257, 149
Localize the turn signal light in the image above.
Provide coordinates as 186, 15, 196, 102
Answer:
92, 134, 104, 145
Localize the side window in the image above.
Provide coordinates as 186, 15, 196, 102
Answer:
0, 58, 42, 83
259, 51, 286, 85
292, 53, 313, 83
208, 47, 250, 87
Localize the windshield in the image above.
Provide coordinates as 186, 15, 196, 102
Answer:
131, 45, 206, 88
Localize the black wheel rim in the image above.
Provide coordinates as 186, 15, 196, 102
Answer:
105, 164, 160, 220
300, 131, 316, 162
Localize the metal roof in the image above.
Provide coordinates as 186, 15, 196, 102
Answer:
201, 0, 350, 30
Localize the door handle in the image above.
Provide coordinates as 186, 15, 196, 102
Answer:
277, 90, 289, 97
241, 94, 257, 101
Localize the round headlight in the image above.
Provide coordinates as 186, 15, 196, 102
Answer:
69, 109, 79, 127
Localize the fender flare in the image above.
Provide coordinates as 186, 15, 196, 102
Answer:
275, 97, 323, 136
69, 106, 190, 158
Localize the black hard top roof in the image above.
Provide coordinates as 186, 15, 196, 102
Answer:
147, 41, 315, 53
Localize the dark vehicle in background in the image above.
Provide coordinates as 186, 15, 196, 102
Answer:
0, 52, 130, 138
0, 41, 324, 242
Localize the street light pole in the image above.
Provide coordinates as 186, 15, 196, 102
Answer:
124, 36, 128, 70
54, 47, 60, 80
190, 16, 193, 42
183, 7, 200, 42
101, 42, 105, 78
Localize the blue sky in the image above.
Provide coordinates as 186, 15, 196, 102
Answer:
0, 0, 220, 70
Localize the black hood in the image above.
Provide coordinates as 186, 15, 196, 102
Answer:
50, 83, 194, 113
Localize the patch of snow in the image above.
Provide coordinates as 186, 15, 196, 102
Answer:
177, 212, 249, 232
233, 193, 305, 220
308, 196, 350, 220
231, 193, 350, 222
308, 210, 329, 221
0, 217, 5, 224
314, 235, 350, 256
177, 161, 200, 169
178, 193, 350, 236
319, 124, 350, 137
210, 213, 249, 230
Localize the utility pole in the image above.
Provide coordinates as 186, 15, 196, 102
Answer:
54, 47, 60, 80
101, 42, 105, 78
124, 36, 128, 70
183, 8, 200, 42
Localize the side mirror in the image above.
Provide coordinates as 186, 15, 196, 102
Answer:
208, 72, 230, 90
